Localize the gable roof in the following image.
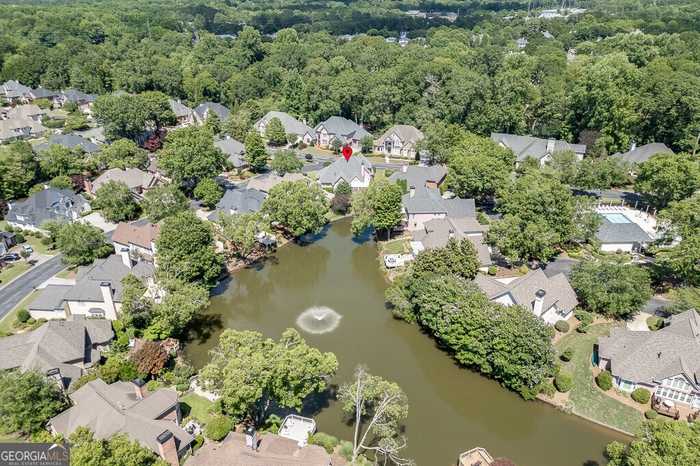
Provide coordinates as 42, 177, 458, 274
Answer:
168, 99, 193, 119
388, 165, 446, 189
92, 168, 156, 192
28, 285, 73, 312
214, 137, 246, 168
315, 116, 372, 140
112, 221, 160, 250
596, 215, 653, 244
612, 143, 673, 164
491, 132, 587, 161
194, 102, 230, 122
318, 154, 373, 185
376, 125, 424, 147
64, 255, 154, 303
246, 172, 308, 193
4, 104, 45, 119
1, 80, 31, 99
474, 269, 578, 314
29, 87, 60, 99
6, 188, 89, 228
256, 111, 314, 137
50, 379, 194, 457
412, 217, 491, 265
598, 310, 700, 387
208, 188, 267, 221
60, 89, 96, 103
35, 134, 101, 153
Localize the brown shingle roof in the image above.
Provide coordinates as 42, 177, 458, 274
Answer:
112, 221, 160, 250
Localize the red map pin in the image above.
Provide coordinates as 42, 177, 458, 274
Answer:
342, 145, 353, 161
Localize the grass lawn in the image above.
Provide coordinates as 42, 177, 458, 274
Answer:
180, 393, 215, 425
555, 323, 643, 434
0, 291, 40, 335
381, 238, 409, 255
0, 261, 31, 287
55, 268, 77, 279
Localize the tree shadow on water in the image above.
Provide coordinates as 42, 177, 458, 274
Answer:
300, 384, 338, 418
183, 312, 224, 345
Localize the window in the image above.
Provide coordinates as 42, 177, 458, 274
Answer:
655, 386, 694, 405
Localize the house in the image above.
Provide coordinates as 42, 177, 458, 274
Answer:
388, 165, 446, 192
474, 269, 578, 324
374, 125, 424, 159
35, 133, 101, 154
0, 104, 47, 143
314, 116, 372, 151
597, 309, 700, 408
27, 87, 60, 102
412, 216, 491, 266
0, 316, 113, 388
246, 172, 308, 193
1, 80, 31, 103
112, 220, 160, 264
402, 186, 473, 231
28, 285, 73, 320
6, 188, 91, 232
56, 89, 96, 114
491, 133, 587, 165
168, 99, 194, 127
596, 211, 653, 252
207, 188, 267, 222
49, 378, 194, 466
193, 102, 230, 125
0, 231, 16, 255
88, 168, 158, 198
63, 254, 155, 320
1, 104, 46, 122
612, 142, 673, 165
214, 136, 247, 171
318, 153, 373, 190
76, 126, 107, 145
254, 111, 315, 145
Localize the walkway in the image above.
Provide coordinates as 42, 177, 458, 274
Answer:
0, 254, 64, 319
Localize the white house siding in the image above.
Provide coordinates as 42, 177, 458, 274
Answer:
29, 309, 67, 320
493, 293, 516, 307
541, 305, 572, 325
66, 300, 121, 321
406, 212, 446, 230
113, 241, 155, 262
600, 242, 635, 252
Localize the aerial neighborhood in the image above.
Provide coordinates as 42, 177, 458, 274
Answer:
0, 1, 699, 466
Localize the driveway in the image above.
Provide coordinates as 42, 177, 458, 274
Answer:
0, 254, 65, 319
626, 312, 652, 331
542, 256, 580, 278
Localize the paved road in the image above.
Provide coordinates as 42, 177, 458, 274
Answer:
0, 255, 65, 320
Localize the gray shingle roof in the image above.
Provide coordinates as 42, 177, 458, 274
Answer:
65, 255, 154, 303
60, 89, 96, 103
375, 125, 424, 147
595, 215, 653, 244
1, 80, 31, 99
214, 137, 246, 168
474, 269, 578, 315
208, 188, 267, 221
29, 285, 73, 312
6, 188, 90, 229
168, 99, 193, 119
412, 217, 491, 265
315, 116, 372, 140
387, 165, 446, 189
194, 102, 230, 122
50, 379, 194, 457
246, 172, 308, 193
29, 87, 59, 99
92, 168, 156, 193
491, 132, 587, 161
35, 134, 101, 153
256, 111, 314, 137
612, 143, 673, 164
318, 154, 373, 186
598, 310, 700, 387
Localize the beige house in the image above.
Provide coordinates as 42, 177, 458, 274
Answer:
87, 168, 158, 199
374, 124, 424, 159
112, 221, 160, 264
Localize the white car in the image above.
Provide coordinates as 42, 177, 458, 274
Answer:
22, 245, 33, 254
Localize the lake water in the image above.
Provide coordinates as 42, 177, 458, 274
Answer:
185, 219, 627, 466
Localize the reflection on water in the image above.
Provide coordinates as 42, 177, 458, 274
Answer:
186, 219, 627, 466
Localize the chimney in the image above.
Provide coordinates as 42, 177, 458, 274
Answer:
156, 430, 179, 466
119, 247, 132, 269
546, 138, 555, 154
132, 378, 147, 400
533, 289, 546, 317
409, 186, 415, 198
99, 281, 118, 320
402, 165, 408, 173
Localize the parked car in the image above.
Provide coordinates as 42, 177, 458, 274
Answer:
2, 253, 21, 261
22, 245, 33, 254
304, 153, 314, 161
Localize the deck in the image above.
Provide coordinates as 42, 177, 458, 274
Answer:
459, 447, 494, 466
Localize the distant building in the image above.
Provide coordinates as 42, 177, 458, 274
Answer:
374, 125, 424, 159
612, 142, 673, 165
595, 210, 653, 252
246, 172, 308, 193
491, 132, 586, 165
207, 188, 267, 222
168, 99, 194, 127
88, 167, 159, 199
35, 133, 101, 154
254, 111, 315, 145
193, 102, 231, 125
318, 153, 373, 190
215, 136, 247, 171
0, 104, 47, 143
6, 188, 91, 232
314, 116, 372, 151
112, 220, 160, 264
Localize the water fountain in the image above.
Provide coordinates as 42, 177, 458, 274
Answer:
295, 306, 342, 334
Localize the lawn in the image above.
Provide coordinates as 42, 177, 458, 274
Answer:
0, 261, 31, 287
0, 290, 39, 335
555, 323, 643, 434
180, 393, 215, 425
381, 238, 410, 255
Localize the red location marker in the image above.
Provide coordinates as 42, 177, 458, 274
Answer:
342, 145, 353, 161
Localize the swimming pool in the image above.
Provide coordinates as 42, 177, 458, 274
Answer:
602, 212, 632, 224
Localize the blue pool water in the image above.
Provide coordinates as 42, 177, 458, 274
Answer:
603, 213, 631, 224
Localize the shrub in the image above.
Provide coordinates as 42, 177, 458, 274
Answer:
14, 233, 25, 243
596, 371, 613, 391
487, 265, 497, 276
16, 308, 30, 323
575, 309, 594, 326
40, 237, 53, 246
539, 381, 556, 397
145, 379, 163, 391
477, 211, 490, 225
647, 316, 664, 331
309, 432, 339, 453
554, 372, 573, 393
560, 348, 574, 362
518, 264, 529, 275
577, 323, 590, 333
193, 435, 204, 451
644, 409, 658, 419
554, 320, 570, 333
205, 415, 233, 441
631, 388, 651, 404
338, 440, 354, 461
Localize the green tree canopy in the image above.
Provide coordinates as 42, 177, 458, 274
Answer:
143, 279, 209, 340
606, 421, 700, 466
634, 152, 700, 209
69, 427, 168, 466
351, 177, 403, 239
92, 180, 139, 222
141, 184, 189, 222
0, 371, 67, 436
219, 212, 271, 260
244, 131, 268, 172
265, 117, 287, 146
38, 145, 83, 178
92, 139, 148, 170
158, 126, 225, 188
0, 141, 37, 200
193, 178, 223, 209
55, 221, 113, 265
262, 180, 328, 237
270, 150, 302, 175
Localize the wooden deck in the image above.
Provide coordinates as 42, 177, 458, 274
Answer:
459, 447, 494, 466
652, 395, 700, 421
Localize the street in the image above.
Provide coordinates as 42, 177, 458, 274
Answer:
0, 254, 65, 320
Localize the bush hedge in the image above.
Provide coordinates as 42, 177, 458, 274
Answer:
596, 371, 613, 391
560, 348, 574, 362
16, 308, 31, 323
309, 432, 339, 453
575, 309, 594, 326
631, 388, 651, 404
644, 409, 658, 419
647, 316, 664, 331
338, 441, 354, 461
205, 415, 233, 441
554, 372, 573, 393
554, 320, 570, 333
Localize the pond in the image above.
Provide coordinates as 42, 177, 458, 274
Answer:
185, 219, 627, 466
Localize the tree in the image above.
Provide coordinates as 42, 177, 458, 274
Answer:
93, 92, 175, 141
141, 184, 189, 222
92, 180, 139, 222
64, 113, 89, 131
244, 131, 268, 172
92, 139, 148, 170
270, 150, 302, 175
0, 142, 37, 200
38, 145, 83, 178
204, 112, 221, 135
0, 371, 67, 436
447, 133, 515, 201
144, 280, 209, 339
69, 427, 168, 466
156, 210, 223, 287
634, 153, 700, 209
193, 178, 223, 209
199, 328, 338, 425
606, 421, 700, 466
49, 175, 73, 190
571, 261, 653, 319
411, 238, 480, 280
158, 126, 225, 188
98, 354, 138, 383
130, 340, 168, 376
360, 135, 373, 154
338, 367, 412, 465
219, 212, 270, 260
351, 178, 403, 239
656, 192, 700, 285
265, 117, 287, 146
55, 222, 113, 265
262, 181, 328, 237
